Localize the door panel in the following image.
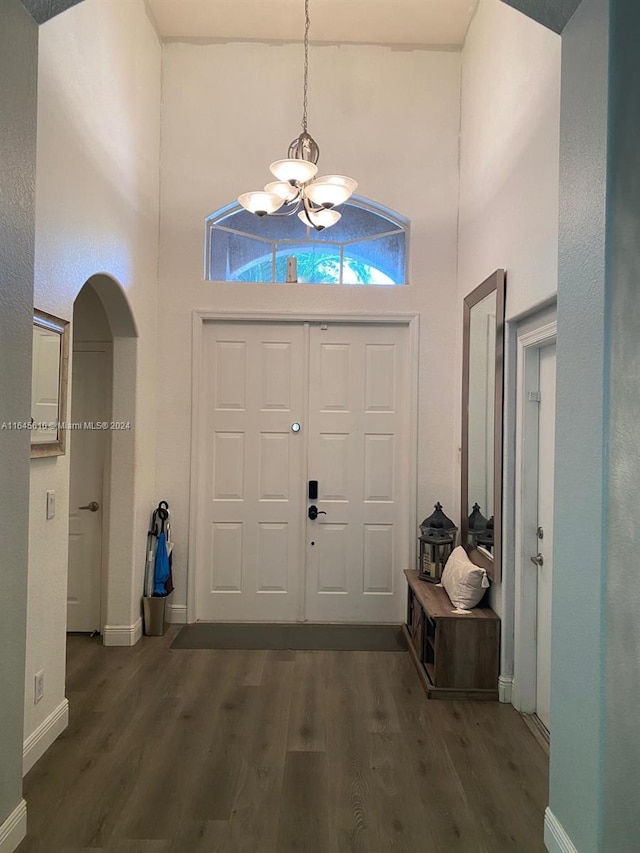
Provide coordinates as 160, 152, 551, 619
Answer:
67, 348, 108, 633
317, 524, 349, 592
536, 342, 556, 732
305, 324, 410, 623
197, 323, 306, 622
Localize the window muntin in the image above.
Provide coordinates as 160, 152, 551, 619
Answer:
206, 197, 408, 285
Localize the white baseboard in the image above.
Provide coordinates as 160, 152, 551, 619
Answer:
544, 807, 578, 853
169, 603, 188, 624
102, 617, 143, 647
0, 799, 27, 853
23, 698, 69, 776
498, 675, 513, 704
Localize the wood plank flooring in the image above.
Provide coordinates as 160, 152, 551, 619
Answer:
18, 629, 549, 852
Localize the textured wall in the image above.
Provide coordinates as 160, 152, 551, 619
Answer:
0, 0, 37, 834
603, 0, 640, 847
155, 40, 462, 611
551, 0, 609, 849
25, 0, 161, 748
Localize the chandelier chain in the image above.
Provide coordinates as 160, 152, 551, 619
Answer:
302, 0, 310, 132
237, 0, 356, 230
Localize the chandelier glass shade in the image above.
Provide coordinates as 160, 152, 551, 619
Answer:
297, 207, 341, 229
237, 0, 357, 231
305, 175, 358, 208
237, 191, 285, 216
269, 159, 318, 184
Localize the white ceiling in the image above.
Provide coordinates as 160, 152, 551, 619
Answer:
146, 0, 479, 47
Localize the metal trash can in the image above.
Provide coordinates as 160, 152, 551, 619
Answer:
143, 591, 173, 636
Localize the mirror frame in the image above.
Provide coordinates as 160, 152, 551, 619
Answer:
461, 269, 505, 582
31, 309, 70, 459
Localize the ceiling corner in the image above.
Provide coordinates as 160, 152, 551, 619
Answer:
20, 0, 85, 25
500, 0, 582, 34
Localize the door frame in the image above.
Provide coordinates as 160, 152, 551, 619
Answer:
512, 319, 557, 713
187, 310, 420, 624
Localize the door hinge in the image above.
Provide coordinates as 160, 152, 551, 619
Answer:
528, 390, 541, 402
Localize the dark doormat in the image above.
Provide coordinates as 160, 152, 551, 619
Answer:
170, 622, 406, 652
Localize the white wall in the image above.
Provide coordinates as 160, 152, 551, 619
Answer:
25, 0, 161, 753
458, 0, 561, 621
458, 0, 561, 322
155, 40, 462, 611
73, 284, 113, 343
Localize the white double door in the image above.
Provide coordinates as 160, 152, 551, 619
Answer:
195, 320, 412, 623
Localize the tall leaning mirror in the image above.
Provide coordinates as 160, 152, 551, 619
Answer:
31, 310, 69, 458
461, 269, 505, 582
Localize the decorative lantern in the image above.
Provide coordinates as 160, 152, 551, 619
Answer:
474, 515, 494, 553
467, 502, 488, 546
418, 502, 458, 583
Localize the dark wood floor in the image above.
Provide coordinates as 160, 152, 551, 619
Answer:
18, 629, 548, 852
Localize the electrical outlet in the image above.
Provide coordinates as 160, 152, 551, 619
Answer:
46, 490, 55, 520
34, 670, 44, 704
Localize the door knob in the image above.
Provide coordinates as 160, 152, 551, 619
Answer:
79, 501, 100, 512
530, 553, 544, 567
308, 505, 327, 520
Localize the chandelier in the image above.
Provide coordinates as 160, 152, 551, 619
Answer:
237, 0, 357, 231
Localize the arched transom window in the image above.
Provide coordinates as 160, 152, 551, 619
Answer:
205, 197, 408, 285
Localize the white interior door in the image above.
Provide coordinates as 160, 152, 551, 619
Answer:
535, 342, 556, 732
195, 320, 411, 624
305, 323, 410, 623
67, 347, 109, 633
196, 323, 306, 622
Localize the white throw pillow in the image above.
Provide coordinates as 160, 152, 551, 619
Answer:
440, 546, 490, 610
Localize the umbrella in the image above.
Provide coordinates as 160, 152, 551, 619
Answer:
145, 500, 174, 597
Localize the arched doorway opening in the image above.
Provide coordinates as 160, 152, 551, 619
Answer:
67, 274, 139, 645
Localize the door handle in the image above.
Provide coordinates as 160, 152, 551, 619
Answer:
530, 553, 544, 567
308, 505, 327, 520
79, 501, 100, 512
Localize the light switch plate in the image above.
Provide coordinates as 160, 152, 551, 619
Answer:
46, 490, 55, 519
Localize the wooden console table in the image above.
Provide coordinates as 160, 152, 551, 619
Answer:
403, 569, 499, 700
